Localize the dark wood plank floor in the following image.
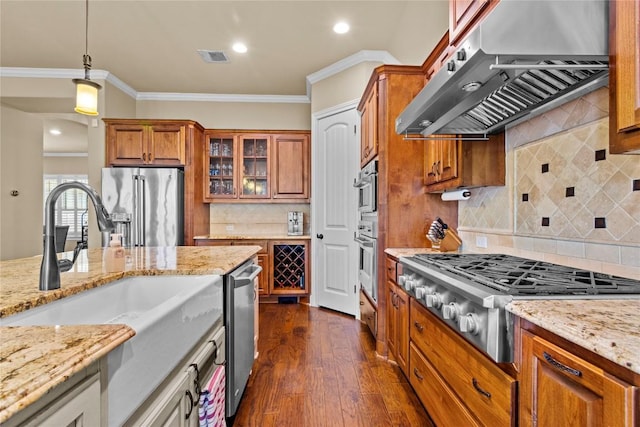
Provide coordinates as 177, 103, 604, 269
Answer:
232, 303, 434, 427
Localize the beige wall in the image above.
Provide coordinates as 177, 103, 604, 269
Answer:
311, 62, 382, 113
457, 87, 640, 279
136, 100, 311, 130
43, 156, 88, 175
0, 105, 44, 260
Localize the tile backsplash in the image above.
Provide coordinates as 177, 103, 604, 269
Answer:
209, 203, 310, 236
457, 87, 640, 279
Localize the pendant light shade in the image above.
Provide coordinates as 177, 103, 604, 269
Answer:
73, 78, 101, 116
73, 0, 101, 116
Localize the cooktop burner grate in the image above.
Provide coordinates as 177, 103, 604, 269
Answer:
411, 253, 640, 296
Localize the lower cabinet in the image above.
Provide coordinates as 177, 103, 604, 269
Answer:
125, 325, 225, 427
387, 279, 409, 376
195, 238, 309, 297
409, 299, 516, 426
359, 289, 377, 337
519, 329, 638, 427
10, 373, 101, 427
269, 240, 309, 295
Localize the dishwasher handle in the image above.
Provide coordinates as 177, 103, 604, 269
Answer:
232, 264, 262, 288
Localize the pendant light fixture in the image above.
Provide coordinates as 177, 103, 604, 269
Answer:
72, 0, 101, 116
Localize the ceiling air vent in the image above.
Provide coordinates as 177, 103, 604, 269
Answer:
197, 50, 230, 63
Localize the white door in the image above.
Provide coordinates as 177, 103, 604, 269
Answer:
311, 106, 359, 316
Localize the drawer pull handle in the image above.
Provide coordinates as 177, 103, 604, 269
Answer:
472, 378, 491, 398
414, 321, 424, 332
543, 352, 582, 377
413, 368, 424, 381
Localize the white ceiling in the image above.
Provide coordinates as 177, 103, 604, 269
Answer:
1, 0, 449, 152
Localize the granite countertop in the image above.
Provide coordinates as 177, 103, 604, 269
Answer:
195, 234, 312, 240
507, 300, 640, 375
385, 247, 438, 258
0, 245, 259, 423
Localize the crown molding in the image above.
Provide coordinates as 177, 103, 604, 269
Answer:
2, 51, 400, 105
305, 50, 400, 95
136, 92, 310, 103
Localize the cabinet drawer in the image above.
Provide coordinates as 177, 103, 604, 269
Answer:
410, 300, 516, 427
410, 343, 480, 427
385, 257, 397, 283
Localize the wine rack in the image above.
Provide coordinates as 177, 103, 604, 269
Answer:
271, 243, 308, 295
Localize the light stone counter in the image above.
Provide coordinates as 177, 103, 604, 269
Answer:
507, 300, 640, 375
195, 234, 312, 240
385, 248, 437, 258
0, 245, 259, 423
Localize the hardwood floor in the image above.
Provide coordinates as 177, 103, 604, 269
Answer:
232, 303, 434, 427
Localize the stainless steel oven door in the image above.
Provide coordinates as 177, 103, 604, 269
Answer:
356, 234, 377, 303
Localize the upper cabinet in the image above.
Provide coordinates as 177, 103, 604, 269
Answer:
360, 83, 379, 167
204, 130, 310, 203
423, 134, 505, 192
609, 0, 640, 154
272, 133, 310, 200
105, 120, 187, 166
449, 0, 499, 45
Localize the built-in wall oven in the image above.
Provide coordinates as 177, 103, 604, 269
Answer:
356, 214, 377, 303
354, 160, 377, 214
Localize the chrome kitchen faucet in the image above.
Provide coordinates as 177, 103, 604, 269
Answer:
40, 181, 114, 291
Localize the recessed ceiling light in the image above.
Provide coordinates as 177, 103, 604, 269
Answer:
333, 22, 350, 34
49, 129, 62, 136
232, 42, 248, 53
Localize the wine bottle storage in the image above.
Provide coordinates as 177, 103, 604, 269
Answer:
272, 244, 307, 294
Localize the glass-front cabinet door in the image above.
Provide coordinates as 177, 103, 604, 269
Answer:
206, 133, 237, 200
239, 135, 270, 199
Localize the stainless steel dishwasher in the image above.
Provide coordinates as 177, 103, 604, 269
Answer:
225, 259, 262, 418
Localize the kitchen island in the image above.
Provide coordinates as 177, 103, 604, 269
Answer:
0, 245, 260, 424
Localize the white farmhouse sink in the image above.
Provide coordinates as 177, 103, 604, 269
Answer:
2, 275, 224, 427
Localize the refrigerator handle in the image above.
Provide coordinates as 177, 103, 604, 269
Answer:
139, 175, 146, 246
132, 175, 139, 247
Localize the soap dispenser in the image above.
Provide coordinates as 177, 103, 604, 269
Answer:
104, 233, 125, 272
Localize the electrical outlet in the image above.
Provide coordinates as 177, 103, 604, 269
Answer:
476, 236, 488, 248
226, 225, 234, 232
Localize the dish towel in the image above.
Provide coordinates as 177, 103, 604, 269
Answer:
199, 365, 226, 427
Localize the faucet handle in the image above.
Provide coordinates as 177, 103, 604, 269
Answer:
58, 258, 74, 272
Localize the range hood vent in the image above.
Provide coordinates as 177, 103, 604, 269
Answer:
396, 0, 609, 137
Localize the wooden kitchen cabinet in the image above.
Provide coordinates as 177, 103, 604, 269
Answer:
271, 133, 310, 200
423, 131, 505, 192
105, 120, 187, 166
357, 65, 459, 356
449, 0, 490, 44
410, 299, 516, 426
269, 240, 309, 295
360, 83, 378, 167
195, 239, 269, 296
609, 0, 640, 154
519, 328, 638, 427
204, 130, 310, 203
385, 256, 409, 376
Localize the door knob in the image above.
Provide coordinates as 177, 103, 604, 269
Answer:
316, 233, 324, 239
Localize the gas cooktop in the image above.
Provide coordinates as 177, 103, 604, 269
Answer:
410, 253, 640, 297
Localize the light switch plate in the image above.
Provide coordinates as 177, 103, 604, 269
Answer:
226, 225, 234, 232
476, 236, 488, 248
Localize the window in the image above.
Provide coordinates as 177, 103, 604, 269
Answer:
43, 175, 89, 240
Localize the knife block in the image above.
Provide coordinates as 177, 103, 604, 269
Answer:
430, 229, 462, 252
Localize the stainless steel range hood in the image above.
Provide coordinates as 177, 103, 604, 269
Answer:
396, 0, 609, 137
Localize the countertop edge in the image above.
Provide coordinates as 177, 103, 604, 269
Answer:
0, 324, 135, 423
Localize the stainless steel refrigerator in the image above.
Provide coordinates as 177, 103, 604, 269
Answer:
101, 167, 184, 247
